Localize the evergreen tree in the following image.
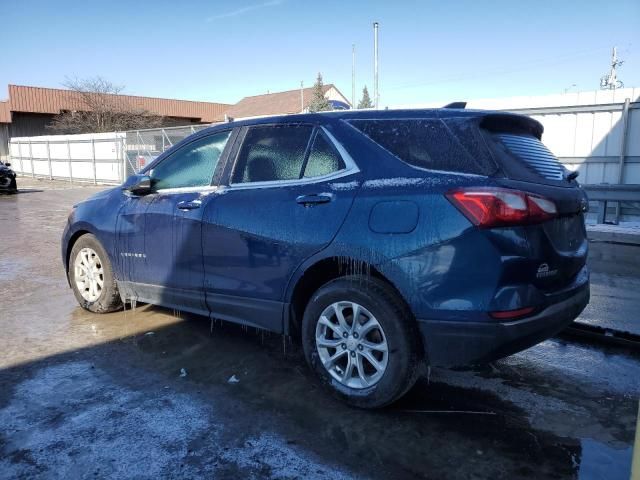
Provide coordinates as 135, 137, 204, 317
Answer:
307, 73, 333, 112
357, 86, 373, 109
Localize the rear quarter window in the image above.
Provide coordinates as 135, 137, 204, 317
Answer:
348, 118, 495, 175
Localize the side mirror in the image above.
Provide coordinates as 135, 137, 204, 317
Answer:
122, 174, 152, 195
4, 162, 10, 167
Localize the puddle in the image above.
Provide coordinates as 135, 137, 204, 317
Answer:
0, 257, 30, 281
577, 439, 632, 479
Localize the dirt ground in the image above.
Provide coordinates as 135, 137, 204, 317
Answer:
0, 178, 638, 479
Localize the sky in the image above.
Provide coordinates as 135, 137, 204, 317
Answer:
1, 0, 639, 107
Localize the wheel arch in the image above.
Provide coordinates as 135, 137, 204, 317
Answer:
285, 255, 416, 341
65, 230, 93, 282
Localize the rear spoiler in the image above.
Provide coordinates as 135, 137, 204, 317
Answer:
479, 113, 544, 139
443, 101, 467, 109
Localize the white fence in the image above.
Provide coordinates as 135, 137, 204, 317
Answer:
8, 125, 212, 184
9, 132, 126, 184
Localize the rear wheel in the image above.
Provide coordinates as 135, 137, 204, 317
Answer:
302, 276, 422, 408
69, 234, 122, 313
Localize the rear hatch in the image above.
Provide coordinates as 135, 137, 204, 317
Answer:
348, 111, 589, 293
475, 113, 589, 291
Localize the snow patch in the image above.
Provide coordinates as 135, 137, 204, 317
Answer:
0, 361, 213, 478
329, 180, 359, 191
586, 222, 640, 234
0, 361, 361, 479
363, 177, 433, 188
220, 433, 355, 480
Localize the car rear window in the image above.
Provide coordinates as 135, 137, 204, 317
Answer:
348, 118, 494, 175
493, 133, 565, 181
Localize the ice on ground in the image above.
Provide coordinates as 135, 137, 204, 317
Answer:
586, 221, 640, 234
0, 361, 360, 479
0, 361, 212, 478
220, 433, 356, 480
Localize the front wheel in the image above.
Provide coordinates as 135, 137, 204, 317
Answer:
69, 234, 122, 313
302, 276, 422, 408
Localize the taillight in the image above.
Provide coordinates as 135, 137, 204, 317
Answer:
446, 187, 558, 228
489, 306, 535, 320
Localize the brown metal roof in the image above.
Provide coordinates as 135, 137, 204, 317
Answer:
0, 101, 10, 123
226, 85, 336, 118
5, 85, 231, 123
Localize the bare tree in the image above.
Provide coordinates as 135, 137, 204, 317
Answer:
47, 76, 163, 134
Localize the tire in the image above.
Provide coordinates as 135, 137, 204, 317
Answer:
302, 275, 423, 408
69, 233, 123, 313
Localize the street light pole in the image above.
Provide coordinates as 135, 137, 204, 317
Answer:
373, 22, 379, 109
352, 44, 356, 109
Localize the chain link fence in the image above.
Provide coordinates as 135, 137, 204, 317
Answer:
124, 124, 213, 178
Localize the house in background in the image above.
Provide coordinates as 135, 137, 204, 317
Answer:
225, 84, 351, 119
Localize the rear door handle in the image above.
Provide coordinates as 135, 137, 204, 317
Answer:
177, 200, 202, 211
296, 193, 333, 206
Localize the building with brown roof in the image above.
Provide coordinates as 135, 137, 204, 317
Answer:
0, 85, 231, 159
0, 83, 351, 160
226, 84, 350, 119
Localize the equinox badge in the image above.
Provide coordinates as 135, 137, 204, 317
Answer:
536, 263, 558, 279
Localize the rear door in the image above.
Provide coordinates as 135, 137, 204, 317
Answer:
201, 123, 359, 331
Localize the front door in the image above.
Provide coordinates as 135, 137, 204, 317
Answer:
116, 130, 232, 315
202, 124, 359, 331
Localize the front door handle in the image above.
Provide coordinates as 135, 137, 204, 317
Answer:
177, 200, 202, 211
296, 193, 333, 206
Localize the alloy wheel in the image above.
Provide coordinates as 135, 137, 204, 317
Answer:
315, 301, 389, 389
74, 247, 104, 302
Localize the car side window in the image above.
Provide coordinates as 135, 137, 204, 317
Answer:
150, 131, 231, 190
231, 125, 313, 183
303, 131, 346, 178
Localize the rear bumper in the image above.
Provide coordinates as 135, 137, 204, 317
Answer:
417, 282, 589, 367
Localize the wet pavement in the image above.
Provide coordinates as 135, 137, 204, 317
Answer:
578, 272, 640, 336
0, 178, 638, 479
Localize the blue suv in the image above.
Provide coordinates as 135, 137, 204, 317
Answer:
62, 109, 590, 407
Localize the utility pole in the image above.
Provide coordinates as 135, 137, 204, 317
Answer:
373, 22, 379, 109
300, 81, 304, 112
600, 46, 624, 90
352, 44, 356, 109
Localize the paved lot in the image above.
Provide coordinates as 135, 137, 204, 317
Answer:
0, 178, 638, 479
